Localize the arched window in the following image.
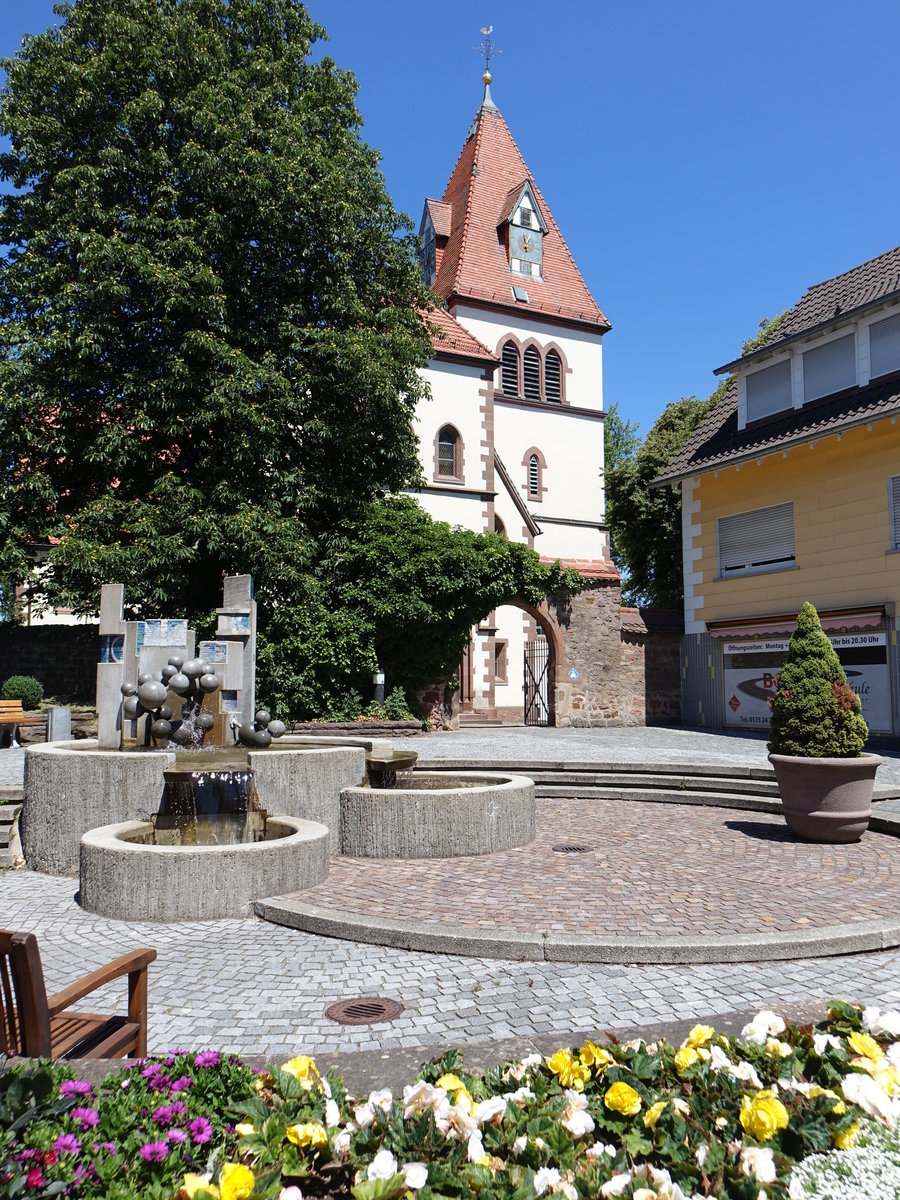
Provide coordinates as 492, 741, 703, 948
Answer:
500, 341, 519, 395
494, 515, 506, 537
528, 455, 540, 496
435, 425, 462, 480
523, 346, 541, 401
545, 350, 562, 403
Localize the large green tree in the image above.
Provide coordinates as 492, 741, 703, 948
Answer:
0, 0, 434, 617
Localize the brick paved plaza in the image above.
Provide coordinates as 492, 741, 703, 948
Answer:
5, 727, 900, 1067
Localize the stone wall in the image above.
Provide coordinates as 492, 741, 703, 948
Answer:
0, 624, 98, 703
544, 584, 682, 727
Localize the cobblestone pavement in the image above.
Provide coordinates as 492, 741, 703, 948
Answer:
6, 869, 900, 1061
290, 798, 900, 937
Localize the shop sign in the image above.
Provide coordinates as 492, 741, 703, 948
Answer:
722, 632, 890, 732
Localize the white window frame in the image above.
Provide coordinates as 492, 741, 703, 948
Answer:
742, 356, 793, 425
716, 502, 795, 578
802, 329, 857, 403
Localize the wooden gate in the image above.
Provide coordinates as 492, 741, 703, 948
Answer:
523, 639, 550, 726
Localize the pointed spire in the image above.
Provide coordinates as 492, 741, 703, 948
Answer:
481, 68, 497, 110
476, 25, 500, 110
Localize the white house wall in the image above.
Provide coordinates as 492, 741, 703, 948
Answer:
414, 358, 488, 496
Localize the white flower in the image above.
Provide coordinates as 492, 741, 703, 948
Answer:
534, 1167, 562, 1196
561, 1106, 595, 1137
633, 1190, 656, 1200
367, 1148, 398, 1180
278, 1189, 303, 1200
513, 1134, 527, 1154
503, 1085, 535, 1106
474, 1095, 507, 1125
563, 1088, 589, 1108
741, 1011, 786, 1046
403, 1081, 447, 1118
353, 1102, 375, 1128
672, 1097, 690, 1117
369, 1088, 393, 1112
695, 1145, 708, 1168
447, 1102, 477, 1140
740, 1145, 777, 1183
402, 1162, 428, 1190
332, 1128, 352, 1158
467, 1130, 485, 1163
864, 1007, 900, 1038
320, 1078, 332, 1099
520, 1053, 543, 1070
842, 1071, 900, 1126
586, 1141, 616, 1159
715, 1116, 728, 1128
813, 1032, 842, 1055
324, 1098, 340, 1127
600, 1175, 631, 1197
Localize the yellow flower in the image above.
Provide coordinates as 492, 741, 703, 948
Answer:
832, 1100, 847, 1115
546, 1049, 591, 1092
643, 1100, 666, 1129
234, 1122, 256, 1138
685, 1024, 715, 1048
286, 1121, 328, 1148
834, 1122, 861, 1149
604, 1081, 642, 1116
580, 1040, 614, 1069
765, 1038, 793, 1058
674, 1046, 700, 1074
739, 1091, 789, 1142
436, 1073, 465, 1091
848, 1031, 884, 1062
181, 1176, 219, 1199
219, 1164, 254, 1200
281, 1055, 319, 1086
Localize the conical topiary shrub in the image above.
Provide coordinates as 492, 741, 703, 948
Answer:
768, 601, 868, 757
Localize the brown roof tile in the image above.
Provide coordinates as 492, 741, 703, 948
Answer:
424, 198, 452, 239
431, 104, 610, 330
424, 307, 497, 364
654, 372, 900, 485
718, 244, 900, 373
539, 556, 621, 581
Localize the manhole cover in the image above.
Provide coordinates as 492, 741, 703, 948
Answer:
325, 997, 404, 1026
552, 843, 593, 854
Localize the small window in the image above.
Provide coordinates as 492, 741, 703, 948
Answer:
746, 359, 792, 422
494, 515, 506, 537
889, 476, 900, 549
520, 208, 533, 228
494, 640, 508, 683
803, 333, 856, 403
545, 350, 562, 403
519, 260, 533, 276
717, 502, 795, 577
501, 341, 519, 394
523, 347, 541, 401
871, 313, 900, 380
528, 454, 540, 496
436, 425, 461, 479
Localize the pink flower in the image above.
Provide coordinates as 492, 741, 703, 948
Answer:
170, 1075, 192, 1094
167, 1129, 188, 1143
139, 1141, 168, 1162
25, 1167, 44, 1188
53, 1134, 81, 1156
60, 1080, 93, 1099
194, 1051, 220, 1068
188, 1117, 213, 1145
71, 1107, 100, 1128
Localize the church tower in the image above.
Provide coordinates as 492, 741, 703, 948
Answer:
412, 46, 617, 722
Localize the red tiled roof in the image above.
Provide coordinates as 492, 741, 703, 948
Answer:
539, 556, 620, 581
620, 607, 685, 635
424, 198, 452, 239
432, 104, 610, 330
423, 306, 497, 363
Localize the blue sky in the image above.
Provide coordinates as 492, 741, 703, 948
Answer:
2, 1, 900, 437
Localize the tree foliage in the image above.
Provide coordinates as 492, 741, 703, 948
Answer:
603, 400, 640, 570
0, 0, 434, 617
256, 496, 582, 719
768, 601, 868, 757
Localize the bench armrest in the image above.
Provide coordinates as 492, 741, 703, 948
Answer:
46, 948, 157, 1016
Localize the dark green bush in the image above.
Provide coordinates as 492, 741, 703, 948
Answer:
768, 601, 868, 757
1, 674, 43, 710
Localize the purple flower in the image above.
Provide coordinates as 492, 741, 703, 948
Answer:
25, 1167, 44, 1188
141, 1064, 160, 1078
188, 1117, 213, 1145
139, 1141, 168, 1162
152, 1104, 174, 1125
71, 1107, 100, 1129
170, 1075, 192, 1094
93, 1141, 117, 1156
167, 1128, 188, 1144
53, 1134, 81, 1156
170, 1100, 187, 1119
194, 1051, 220, 1069
60, 1079, 93, 1099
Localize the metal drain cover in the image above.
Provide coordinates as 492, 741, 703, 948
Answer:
325, 997, 404, 1026
552, 843, 593, 854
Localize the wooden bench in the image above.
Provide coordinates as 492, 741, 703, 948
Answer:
0, 699, 44, 748
0, 930, 156, 1059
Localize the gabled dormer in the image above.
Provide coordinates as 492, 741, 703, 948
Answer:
418, 199, 452, 289
497, 181, 547, 280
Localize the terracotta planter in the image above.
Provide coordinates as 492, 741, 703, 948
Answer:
768, 752, 882, 843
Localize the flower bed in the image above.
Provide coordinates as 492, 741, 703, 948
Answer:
3, 1001, 900, 1199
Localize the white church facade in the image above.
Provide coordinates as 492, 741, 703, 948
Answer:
411, 72, 618, 722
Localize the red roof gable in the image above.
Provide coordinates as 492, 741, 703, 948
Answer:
432, 102, 610, 330
423, 306, 497, 364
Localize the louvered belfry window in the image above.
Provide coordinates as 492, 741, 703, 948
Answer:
871, 313, 900, 380
545, 350, 562, 402
717, 503, 795, 577
437, 426, 459, 477
528, 454, 540, 496
523, 347, 541, 401
501, 342, 519, 395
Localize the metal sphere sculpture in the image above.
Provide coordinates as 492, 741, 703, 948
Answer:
235, 707, 287, 749
120, 655, 222, 749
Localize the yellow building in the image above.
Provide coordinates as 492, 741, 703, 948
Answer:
656, 245, 900, 736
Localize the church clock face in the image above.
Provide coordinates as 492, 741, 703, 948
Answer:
512, 225, 542, 273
